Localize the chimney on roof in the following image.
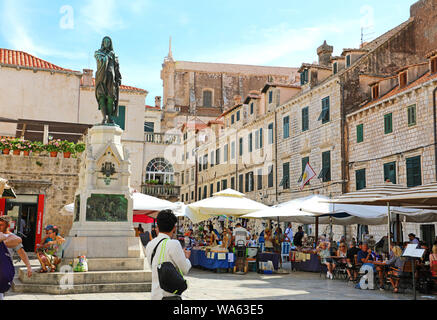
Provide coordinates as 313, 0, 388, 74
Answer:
155, 96, 161, 108
233, 95, 242, 105
82, 69, 93, 86
317, 41, 333, 67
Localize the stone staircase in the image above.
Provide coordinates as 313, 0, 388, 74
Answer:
12, 258, 152, 294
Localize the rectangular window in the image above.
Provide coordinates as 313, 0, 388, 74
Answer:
191, 168, 194, 181
406, 156, 421, 187
298, 156, 310, 183
144, 121, 154, 133
250, 102, 254, 114
318, 151, 331, 182
210, 183, 214, 197
231, 177, 235, 189
356, 124, 364, 143
216, 148, 220, 165
318, 97, 330, 124
255, 130, 259, 149
203, 154, 208, 170
283, 115, 290, 139
333, 62, 338, 74
239, 137, 243, 156
198, 187, 201, 200
248, 133, 253, 153
372, 85, 379, 100
300, 69, 308, 85
257, 168, 263, 190
399, 72, 407, 88
237, 110, 240, 121
268, 165, 274, 188
191, 191, 194, 200
203, 90, 212, 107
181, 172, 184, 185
346, 55, 351, 67
268, 91, 273, 104
198, 157, 202, 172
238, 174, 244, 193
355, 169, 366, 191
384, 113, 393, 134
114, 105, 126, 130
383, 161, 396, 184
231, 114, 235, 124
268, 123, 274, 144
210, 151, 215, 167
280, 162, 290, 189
259, 128, 263, 148
181, 194, 184, 202
217, 181, 221, 192
302, 107, 309, 132
203, 186, 207, 199
222, 179, 227, 190
407, 105, 416, 127
245, 172, 254, 192
224, 144, 228, 162
231, 141, 235, 159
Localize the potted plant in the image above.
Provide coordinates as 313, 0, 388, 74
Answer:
0, 138, 12, 155
61, 141, 75, 158
45, 139, 62, 157
10, 138, 25, 155
31, 141, 45, 156
22, 140, 32, 156
75, 143, 86, 154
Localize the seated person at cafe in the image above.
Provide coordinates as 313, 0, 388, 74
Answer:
264, 228, 274, 252
317, 241, 335, 279
346, 241, 360, 281
371, 245, 405, 293
357, 242, 385, 290
293, 226, 304, 247
408, 233, 420, 245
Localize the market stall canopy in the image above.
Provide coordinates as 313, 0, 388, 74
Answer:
326, 183, 437, 209
242, 194, 432, 225
0, 178, 16, 199
61, 192, 184, 218
185, 188, 269, 224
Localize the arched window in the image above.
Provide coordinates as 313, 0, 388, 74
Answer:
145, 157, 174, 184
203, 90, 213, 107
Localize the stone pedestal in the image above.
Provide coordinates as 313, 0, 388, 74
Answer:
64, 125, 143, 259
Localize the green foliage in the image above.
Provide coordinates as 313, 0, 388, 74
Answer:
75, 143, 86, 153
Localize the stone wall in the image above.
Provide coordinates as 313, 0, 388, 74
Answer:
0, 153, 79, 237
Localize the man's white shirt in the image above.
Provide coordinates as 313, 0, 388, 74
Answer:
285, 227, 294, 242
145, 233, 191, 300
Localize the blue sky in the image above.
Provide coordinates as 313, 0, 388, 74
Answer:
0, 0, 416, 106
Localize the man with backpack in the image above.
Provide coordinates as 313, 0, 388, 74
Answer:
145, 210, 191, 300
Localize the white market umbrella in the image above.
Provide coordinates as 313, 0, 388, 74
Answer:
185, 188, 269, 224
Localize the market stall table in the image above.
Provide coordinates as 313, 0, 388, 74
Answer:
290, 250, 325, 272
189, 249, 235, 271
257, 252, 280, 271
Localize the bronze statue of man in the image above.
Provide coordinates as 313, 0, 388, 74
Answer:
95, 36, 122, 125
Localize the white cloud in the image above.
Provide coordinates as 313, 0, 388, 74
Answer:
0, 0, 86, 60
80, 0, 125, 33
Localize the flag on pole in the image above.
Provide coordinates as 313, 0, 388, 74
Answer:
299, 162, 316, 190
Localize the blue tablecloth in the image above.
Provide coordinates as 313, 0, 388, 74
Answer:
190, 249, 235, 270
291, 252, 325, 272
257, 252, 280, 270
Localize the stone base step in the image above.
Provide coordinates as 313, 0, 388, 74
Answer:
12, 278, 151, 295
18, 267, 152, 285
60, 257, 147, 271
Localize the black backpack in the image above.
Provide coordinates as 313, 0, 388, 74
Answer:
151, 238, 187, 295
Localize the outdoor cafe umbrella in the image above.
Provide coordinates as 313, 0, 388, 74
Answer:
184, 188, 269, 224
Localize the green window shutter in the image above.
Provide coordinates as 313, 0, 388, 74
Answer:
406, 156, 421, 187
355, 169, 366, 191
282, 162, 290, 189
302, 107, 309, 132
231, 114, 235, 124
231, 177, 235, 189
383, 161, 396, 184
299, 156, 310, 183
216, 148, 220, 165
114, 105, 126, 130
384, 113, 393, 134
407, 105, 416, 126
210, 183, 213, 196
239, 174, 244, 193
268, 165, 274, 187
239, 137, 243, 156
320, 151, 331, 182
257, 169, 263, 190
237, 110, 240, 121
250, 103, 254, 114
217, 181, 220, 192
144, 121, 154, 133
357, 124, 363, 143
268, 123, 274, 144
259, 128, 263, 148
283, 116, 290, 138
249, 133, 253, 152
319, 97, 330, 124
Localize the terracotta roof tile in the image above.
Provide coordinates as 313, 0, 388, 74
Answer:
0, 48, 78, 73
145, 105, 160, 110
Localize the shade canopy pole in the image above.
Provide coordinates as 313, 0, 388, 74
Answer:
315, 216, 319, 246
387, 202, 391, 253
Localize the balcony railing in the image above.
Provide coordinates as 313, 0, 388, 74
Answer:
141, 184, 181, 198
145, 133, 181, 145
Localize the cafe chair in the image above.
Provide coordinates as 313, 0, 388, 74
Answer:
281, 242, 291, 263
